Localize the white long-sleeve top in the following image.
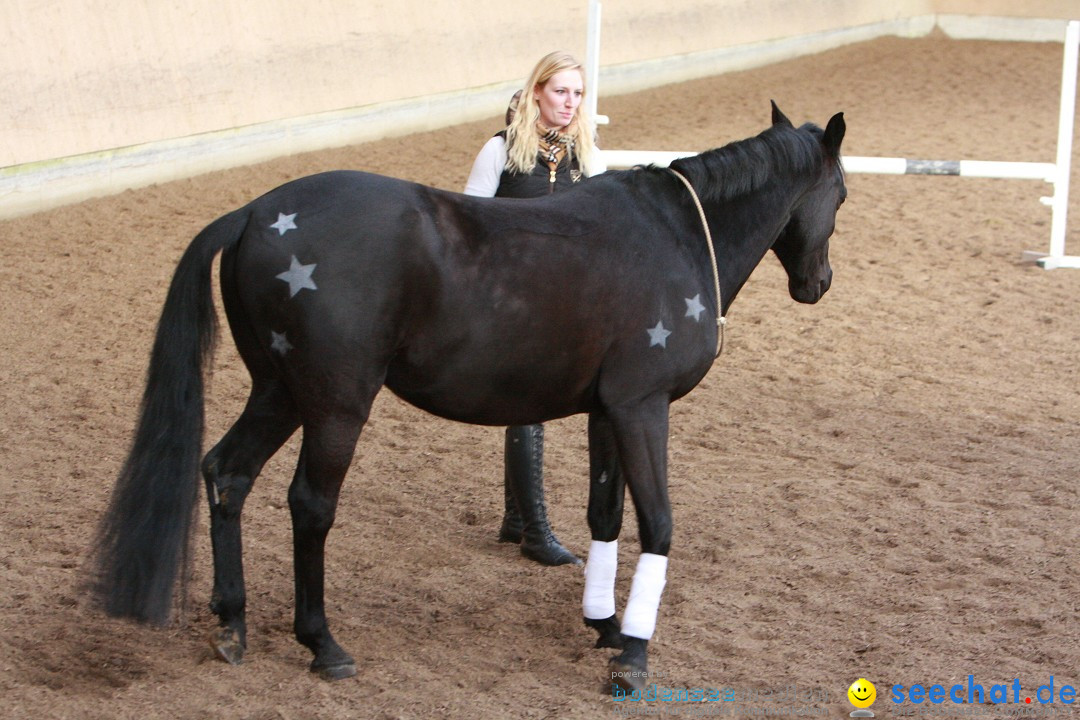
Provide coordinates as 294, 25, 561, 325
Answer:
463, 136, 508, 198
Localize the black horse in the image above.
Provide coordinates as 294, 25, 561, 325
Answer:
91, 103, 846, 688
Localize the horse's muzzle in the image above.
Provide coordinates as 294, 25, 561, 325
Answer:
789, 269, 832, 304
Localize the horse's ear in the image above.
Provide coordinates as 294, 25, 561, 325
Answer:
771, 100, 793, 128
824, 112, 846, 156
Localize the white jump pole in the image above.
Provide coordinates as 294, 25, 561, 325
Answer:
843, 158, 1058, 180
601, 152, 1061, 182
1025, 19, 1080, 269
604, 150, 1058, 180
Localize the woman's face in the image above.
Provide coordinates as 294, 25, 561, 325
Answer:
533, 69, 584, 129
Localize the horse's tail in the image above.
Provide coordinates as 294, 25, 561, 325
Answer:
90, 208, 249, 625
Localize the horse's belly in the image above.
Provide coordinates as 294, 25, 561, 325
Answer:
385, 354, 596, 426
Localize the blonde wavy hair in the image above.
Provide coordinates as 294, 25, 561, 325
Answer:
505, 51, 596, 177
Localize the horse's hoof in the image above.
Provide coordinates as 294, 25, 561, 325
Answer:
608, 636, 649, 693
310, 645, 357, 681
609, 658, 648, 693
584, 615, 624, 649
208, 628, 245, 665
311, 661, 357, 681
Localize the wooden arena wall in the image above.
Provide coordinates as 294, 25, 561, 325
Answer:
0, 0, 1075, 217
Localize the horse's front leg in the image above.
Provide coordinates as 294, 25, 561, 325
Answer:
289, 418, 363, 680
583, 410, 626, 650
606, 396, 672, 693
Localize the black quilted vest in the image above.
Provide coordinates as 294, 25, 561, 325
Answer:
493, 130, 582, 198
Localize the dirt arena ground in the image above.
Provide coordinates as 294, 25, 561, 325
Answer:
2, 33, 1079, 720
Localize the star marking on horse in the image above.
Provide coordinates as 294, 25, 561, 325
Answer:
647, 321, 671, 348
685, 294, 706, 322
276, 256, 317, 297
270, 331, 293, 355
270, 213, 298, 236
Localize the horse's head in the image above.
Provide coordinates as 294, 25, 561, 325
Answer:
769, 103, 846, 304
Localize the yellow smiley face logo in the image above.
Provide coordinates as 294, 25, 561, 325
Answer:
848, 678, 877, 708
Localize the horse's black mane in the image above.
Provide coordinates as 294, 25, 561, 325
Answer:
662, 122, 826, 202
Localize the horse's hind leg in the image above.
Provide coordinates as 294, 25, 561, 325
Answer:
203, 379, 300, 664
288, 414, 365, 681
583, 410, 626, 650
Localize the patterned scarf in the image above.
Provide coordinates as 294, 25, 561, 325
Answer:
537, 118, 579, 168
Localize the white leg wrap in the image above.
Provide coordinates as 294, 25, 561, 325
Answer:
582, 540, 618, 619
621, 553, 668, 640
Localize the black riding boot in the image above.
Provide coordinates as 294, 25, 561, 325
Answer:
499, 424, 580, 566
498, 472, 524, 544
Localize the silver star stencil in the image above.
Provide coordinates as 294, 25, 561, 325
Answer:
276, 255, 317, 297
685, 294, 706, 322
270, 212, 298, 236
647, 321, 671, 348
270, 331, 293, 355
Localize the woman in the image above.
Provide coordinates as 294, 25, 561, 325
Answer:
464, 51, 597, 566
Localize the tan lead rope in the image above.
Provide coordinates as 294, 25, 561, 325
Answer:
669, 168, 725, 358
